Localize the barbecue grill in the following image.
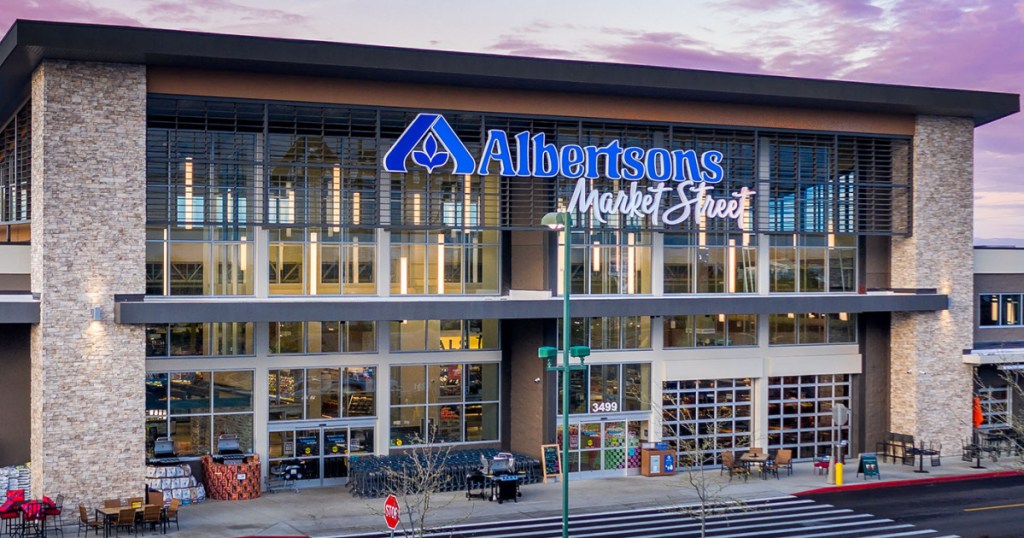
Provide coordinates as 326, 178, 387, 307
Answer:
214, 434, 245, 465
148, 437, 180, 465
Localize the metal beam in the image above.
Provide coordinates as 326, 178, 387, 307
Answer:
115, 292, 948, 324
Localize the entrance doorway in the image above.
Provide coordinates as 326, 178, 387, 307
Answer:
268, 421, 374, 487
557, 418, 647, 477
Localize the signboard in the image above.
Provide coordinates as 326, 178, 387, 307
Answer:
384, 494, 400, 530
541, 444, 561, 483
857, 453, 880, 480
833, 403, 850, 426
383, 114, 756, 230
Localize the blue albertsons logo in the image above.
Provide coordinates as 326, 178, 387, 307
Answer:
383, 114, 476, 175
383, 114, 755, 228
384, 113, 724, 183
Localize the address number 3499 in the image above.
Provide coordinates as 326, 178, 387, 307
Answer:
592, 401, 619, 413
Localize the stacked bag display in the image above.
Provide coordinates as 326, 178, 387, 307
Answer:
145, 464, 206, 505
0, 464, 30, 503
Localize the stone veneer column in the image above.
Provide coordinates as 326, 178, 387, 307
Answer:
890, 115, 974, 454
30, 61, 147, 505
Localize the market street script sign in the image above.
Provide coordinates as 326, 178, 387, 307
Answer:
383, 113, 755, 228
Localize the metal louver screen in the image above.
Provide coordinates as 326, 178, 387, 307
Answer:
146, 96, 912, 236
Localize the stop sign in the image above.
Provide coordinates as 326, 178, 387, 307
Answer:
383, 494, 400, 530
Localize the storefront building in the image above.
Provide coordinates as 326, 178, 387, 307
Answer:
966, 247, 1024, 431
0, 21, 1018, 503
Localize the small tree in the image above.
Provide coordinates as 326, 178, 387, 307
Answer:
632, 383, 751, 538
379, 428, 466, 538
673, 407, 751, 537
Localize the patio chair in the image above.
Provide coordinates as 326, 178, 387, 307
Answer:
720, 451, 748, 482
113, 507, 136, 537
146, 491, 163, 507
163, 499, 181, 532
139, 505, 162, 535
929, 442, 942, 466
44, 494, 65, 536
103, 499, 122, 509
762, 457, 779, 479
775, 449, 794, 476
78, 504, 101, 537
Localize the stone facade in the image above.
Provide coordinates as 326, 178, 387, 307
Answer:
30, 61, 147, 505
890, 115, 975, 454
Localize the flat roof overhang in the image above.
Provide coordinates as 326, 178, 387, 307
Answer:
963, 349, 1024, 366
115, 291, 947, 324
0, 294, 39, 323
0, 20, 1018, 126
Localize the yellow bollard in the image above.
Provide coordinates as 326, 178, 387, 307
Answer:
835, 462, 843, 485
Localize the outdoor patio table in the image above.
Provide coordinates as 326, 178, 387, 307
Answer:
740, 452, 770, 479
96, 504, 164, 537
905, 442, 938, 473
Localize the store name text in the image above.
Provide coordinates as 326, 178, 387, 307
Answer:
383, 113, 755, 227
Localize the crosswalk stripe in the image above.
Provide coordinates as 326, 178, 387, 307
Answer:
326, 495, 953, 538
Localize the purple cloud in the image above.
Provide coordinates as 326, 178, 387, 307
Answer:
592, 31, 766, 74
0, 0, 140, 34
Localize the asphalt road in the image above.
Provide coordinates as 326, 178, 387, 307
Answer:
802, 475, 1024, 538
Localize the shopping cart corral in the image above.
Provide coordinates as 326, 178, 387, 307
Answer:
347, 448, 539, 499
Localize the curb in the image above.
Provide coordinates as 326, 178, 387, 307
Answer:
794, 470, 1024, 496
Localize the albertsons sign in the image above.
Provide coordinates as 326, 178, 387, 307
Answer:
383, 113, 755, 227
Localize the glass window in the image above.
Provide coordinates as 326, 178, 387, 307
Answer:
269, 369, 304, 421
589, 365, 620, 413
213, 371, 253, 413
1004, 295, 1022, 326
663, 315, 694, 348
147, 369, 254, 457
663, 315, 757, 348
344, 367, 376, 417
770, 244, 796, 292
980, 294, 999, 326
558, 317, 652, 351
270, 367, 376, 422
559, 230, 652, 295
389, 362, 499, 447
390, 319, 499, 352
269, 321, 377, 354
769, 314, 797, 345
466, 363, 499, 402
390, 229, 500, 296
306, 368, 342, 419
769, 313, 856, 345
560, 363, 651, 415
623, 364, 651, 411
146, 323, 253, 357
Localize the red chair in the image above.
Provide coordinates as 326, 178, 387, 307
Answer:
1, 490, 25, 536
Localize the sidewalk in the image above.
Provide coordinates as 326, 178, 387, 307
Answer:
169, 456, 1023, 537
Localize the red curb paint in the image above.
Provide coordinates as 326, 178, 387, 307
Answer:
795, 470, 1024, 496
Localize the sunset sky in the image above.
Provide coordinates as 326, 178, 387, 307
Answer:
4, 0, 1021, 242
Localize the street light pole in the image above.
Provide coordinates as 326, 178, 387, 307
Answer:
537, 211, 588, 538
558, 214, 572, 538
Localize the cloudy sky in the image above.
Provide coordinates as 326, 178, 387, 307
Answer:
4, 0, 1022, 242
